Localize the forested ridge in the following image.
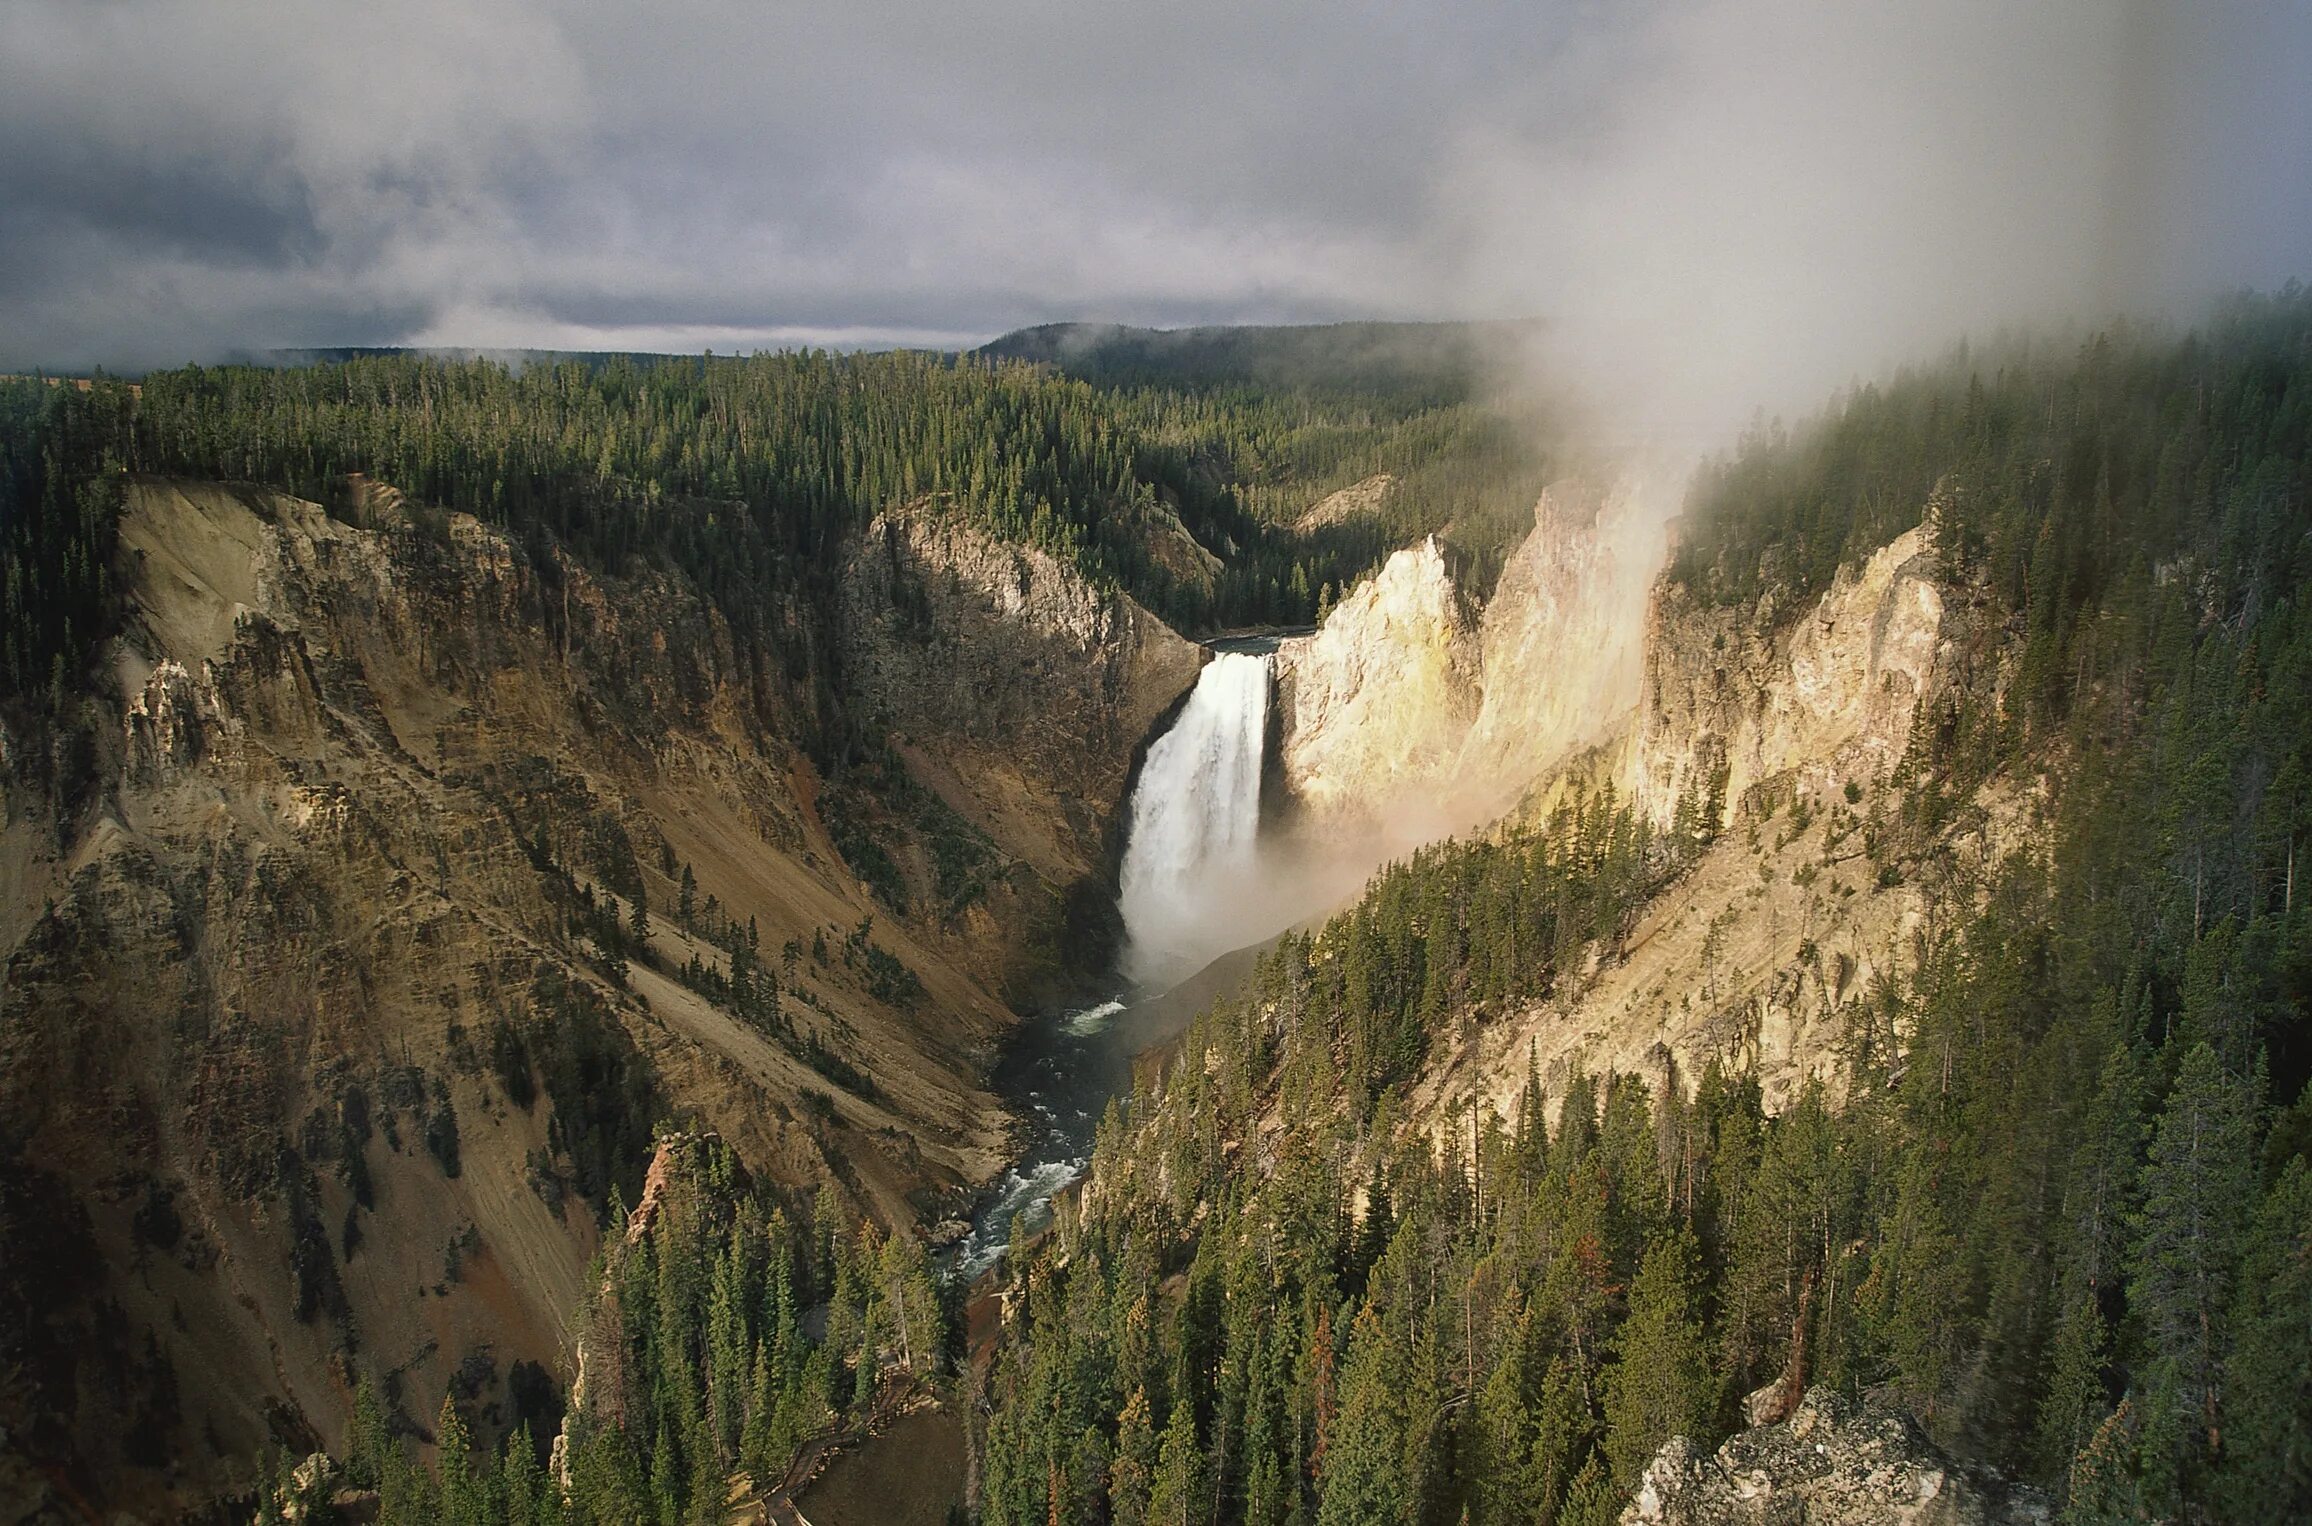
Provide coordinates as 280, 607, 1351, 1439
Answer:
0, 343, 1551, 727
974, 293, 2312, 1525
289, 1134, 947, 1524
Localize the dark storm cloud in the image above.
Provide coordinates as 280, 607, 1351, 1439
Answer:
0, 129, 320, 268
2, 0, 2306, 421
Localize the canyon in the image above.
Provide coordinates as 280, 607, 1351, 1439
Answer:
1260, 476, 2001, 1124
0, 451, 2139, 1519
0, 478, 1203, 1511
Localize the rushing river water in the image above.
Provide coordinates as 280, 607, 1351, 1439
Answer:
952, 640, 1278, 1280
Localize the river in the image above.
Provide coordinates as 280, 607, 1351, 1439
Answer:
951, 638, 1280, 1280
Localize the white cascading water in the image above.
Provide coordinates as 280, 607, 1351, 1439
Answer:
954, 650, 1271, 1278
1118, 650, 1271, 988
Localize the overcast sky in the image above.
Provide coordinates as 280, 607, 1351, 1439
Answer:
5, 1, 2308, 432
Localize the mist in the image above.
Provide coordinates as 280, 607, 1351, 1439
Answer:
1448, 1, 2312, 455
1111, 3, 2312, 990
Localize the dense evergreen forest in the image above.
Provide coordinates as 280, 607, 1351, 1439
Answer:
973, 292, 2312, 1525
975, 321, 1524, 407
264, 1134, 946, 1523
0, 340, 1551, 733
980, 319, 1558, 608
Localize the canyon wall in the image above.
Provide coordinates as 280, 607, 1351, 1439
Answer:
1456, 478, 1670, 813
1270, 478, 1668, 835
1422, 512, 2032, 1129
839, 505, 1203, 892
1266, 475, 2014, 1121
0, 479, 1194, 1513
1625, 525, 1949, 831
1271, 537, 1478, 826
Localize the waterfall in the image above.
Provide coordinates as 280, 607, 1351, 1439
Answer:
1118, 650, 1272, 988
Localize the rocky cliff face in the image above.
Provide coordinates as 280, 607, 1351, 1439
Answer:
1419, 509, 2028, 1125
839, 505, 1202, 895
0, 479, 1188, 1514
1267, 479, 2024, 1124
1622, 1388, 2050, 1526
1271, 481, 1946, 835
1626, 525, 1948, 833
1456, 478, 1669, 813
1271, 537, 1478, 826
1270, 479, 1669, 833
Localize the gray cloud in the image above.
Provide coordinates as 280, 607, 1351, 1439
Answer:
2, 0, 2306, 427
1454, 2, 2312, 449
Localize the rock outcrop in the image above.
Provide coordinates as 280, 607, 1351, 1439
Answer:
1292, 471, 1396, 533
1455, 478, 1668, 813
1263, 479, 1988, 1126
1371, 487, 2042, 1130
840, 505, 1202, 890
1271, 537, 1479, 825
1269, 479, 1670, 833
1269, 480, 1947, 852
1621, 1388, 2050, 1525
1258, 482, 1957, 1123
1627, 525, 1948, 832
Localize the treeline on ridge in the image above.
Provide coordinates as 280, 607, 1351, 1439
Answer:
0, 342, 1556, 730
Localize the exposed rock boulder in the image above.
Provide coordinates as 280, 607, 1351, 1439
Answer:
1621, 1388, 2051, 1526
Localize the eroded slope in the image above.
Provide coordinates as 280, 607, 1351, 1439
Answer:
0, 478, 1196, 1513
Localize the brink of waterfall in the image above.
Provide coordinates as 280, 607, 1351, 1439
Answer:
1118, 650, 1271, 989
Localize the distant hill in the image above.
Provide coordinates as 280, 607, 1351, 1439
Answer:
975, 318, 1541, 402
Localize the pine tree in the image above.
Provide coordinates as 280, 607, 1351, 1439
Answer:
436, 1391, 481, 1526
502, 1423, 548, 1526
1467, 1318, 1538, 1523
1527, 1353, 1595, 1520
1603, 1228, 1713, 1487
2062, 1399, 2152, 1524
1147, 1400, 1211, 1526
742, 1342, 778, 1486
347, 1372, 391, 1488
1110, 1387, 1157, 1526
2032, 1293, 2111, 1492
380, 1413, 441, 1522
1558, 1453, 1621, 1526
1315, 1309, 1406, 1526
2129, 1043, 2260, 1492
2213, 1159, 2312, 1518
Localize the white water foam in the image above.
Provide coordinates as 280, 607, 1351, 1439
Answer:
1063, 998, 1128, 1036
1117, 650, 1271, 988
955, 1157, 1085, 1279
